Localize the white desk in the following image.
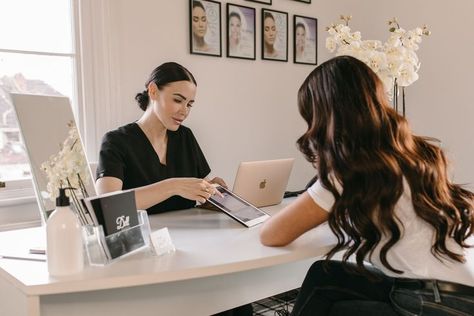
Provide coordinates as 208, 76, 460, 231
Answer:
0, 198, 336, 316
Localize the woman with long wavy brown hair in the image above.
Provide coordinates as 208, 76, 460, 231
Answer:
260, 55, 474, 315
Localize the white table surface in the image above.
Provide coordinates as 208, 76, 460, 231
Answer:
0, 198, 336, 316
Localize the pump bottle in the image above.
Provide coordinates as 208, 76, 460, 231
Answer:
46, 188, 84, 276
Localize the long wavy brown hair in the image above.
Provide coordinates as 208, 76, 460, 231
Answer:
297, 55, 473, 274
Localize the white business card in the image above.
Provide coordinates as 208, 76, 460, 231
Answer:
150, 227, 176, 256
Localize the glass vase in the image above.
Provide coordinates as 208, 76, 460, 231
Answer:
392, 79, 406, 117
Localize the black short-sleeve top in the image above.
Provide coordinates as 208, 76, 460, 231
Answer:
96, 123, 211, 214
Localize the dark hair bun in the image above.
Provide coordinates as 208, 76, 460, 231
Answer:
135, 90, 149, 111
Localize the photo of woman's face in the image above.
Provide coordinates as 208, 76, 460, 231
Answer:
264, 17, 276, 46
192, 6, 208, 39
296, 25, 306, 50
229, 15, 241, 43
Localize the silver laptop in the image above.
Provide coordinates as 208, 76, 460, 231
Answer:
232, 158, 295, 207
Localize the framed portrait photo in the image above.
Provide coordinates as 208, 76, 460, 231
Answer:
261, 9, 288, 62
294, 15, 318, 65
190, 0, 222, 57
245, 0, 272, 5
226, 4, 256, 60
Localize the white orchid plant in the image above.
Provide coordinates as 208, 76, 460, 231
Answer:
41, 120, 90, 201
326, 15, 430, 110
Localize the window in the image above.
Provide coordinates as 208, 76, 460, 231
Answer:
0, 0, 77, 195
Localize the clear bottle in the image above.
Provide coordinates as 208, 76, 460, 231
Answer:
46, 188, 84, 276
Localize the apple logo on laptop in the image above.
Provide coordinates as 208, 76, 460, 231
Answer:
259, 179, 267, 189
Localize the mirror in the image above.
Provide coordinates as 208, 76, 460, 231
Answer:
10, 93, 96, 223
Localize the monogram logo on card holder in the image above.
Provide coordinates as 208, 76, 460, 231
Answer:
116, 215, 130, 230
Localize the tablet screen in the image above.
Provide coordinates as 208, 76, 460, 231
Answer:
208, 186, 269, 227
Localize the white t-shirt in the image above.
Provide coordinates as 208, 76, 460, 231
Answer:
308, 178, 474, 286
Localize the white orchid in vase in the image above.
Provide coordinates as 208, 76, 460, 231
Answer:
41, 120, 90, 206
326, 15, 430, 116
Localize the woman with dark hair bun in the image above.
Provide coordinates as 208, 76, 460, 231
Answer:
260, 56, 474, 315
96, 62, 226, 214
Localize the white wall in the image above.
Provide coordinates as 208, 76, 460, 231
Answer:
3, 0, 473, 228
76, 0, 473, 193
328, 0, 474, 190
81, 0, 474, 191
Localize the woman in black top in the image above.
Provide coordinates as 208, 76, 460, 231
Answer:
96, 62, 225, 214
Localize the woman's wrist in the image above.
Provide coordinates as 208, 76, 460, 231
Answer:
159, 178, 178, 197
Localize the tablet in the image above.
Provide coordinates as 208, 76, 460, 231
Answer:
208, 186, 270, 227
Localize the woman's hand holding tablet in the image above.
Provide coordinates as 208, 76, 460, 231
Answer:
207, 186, 270, 227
